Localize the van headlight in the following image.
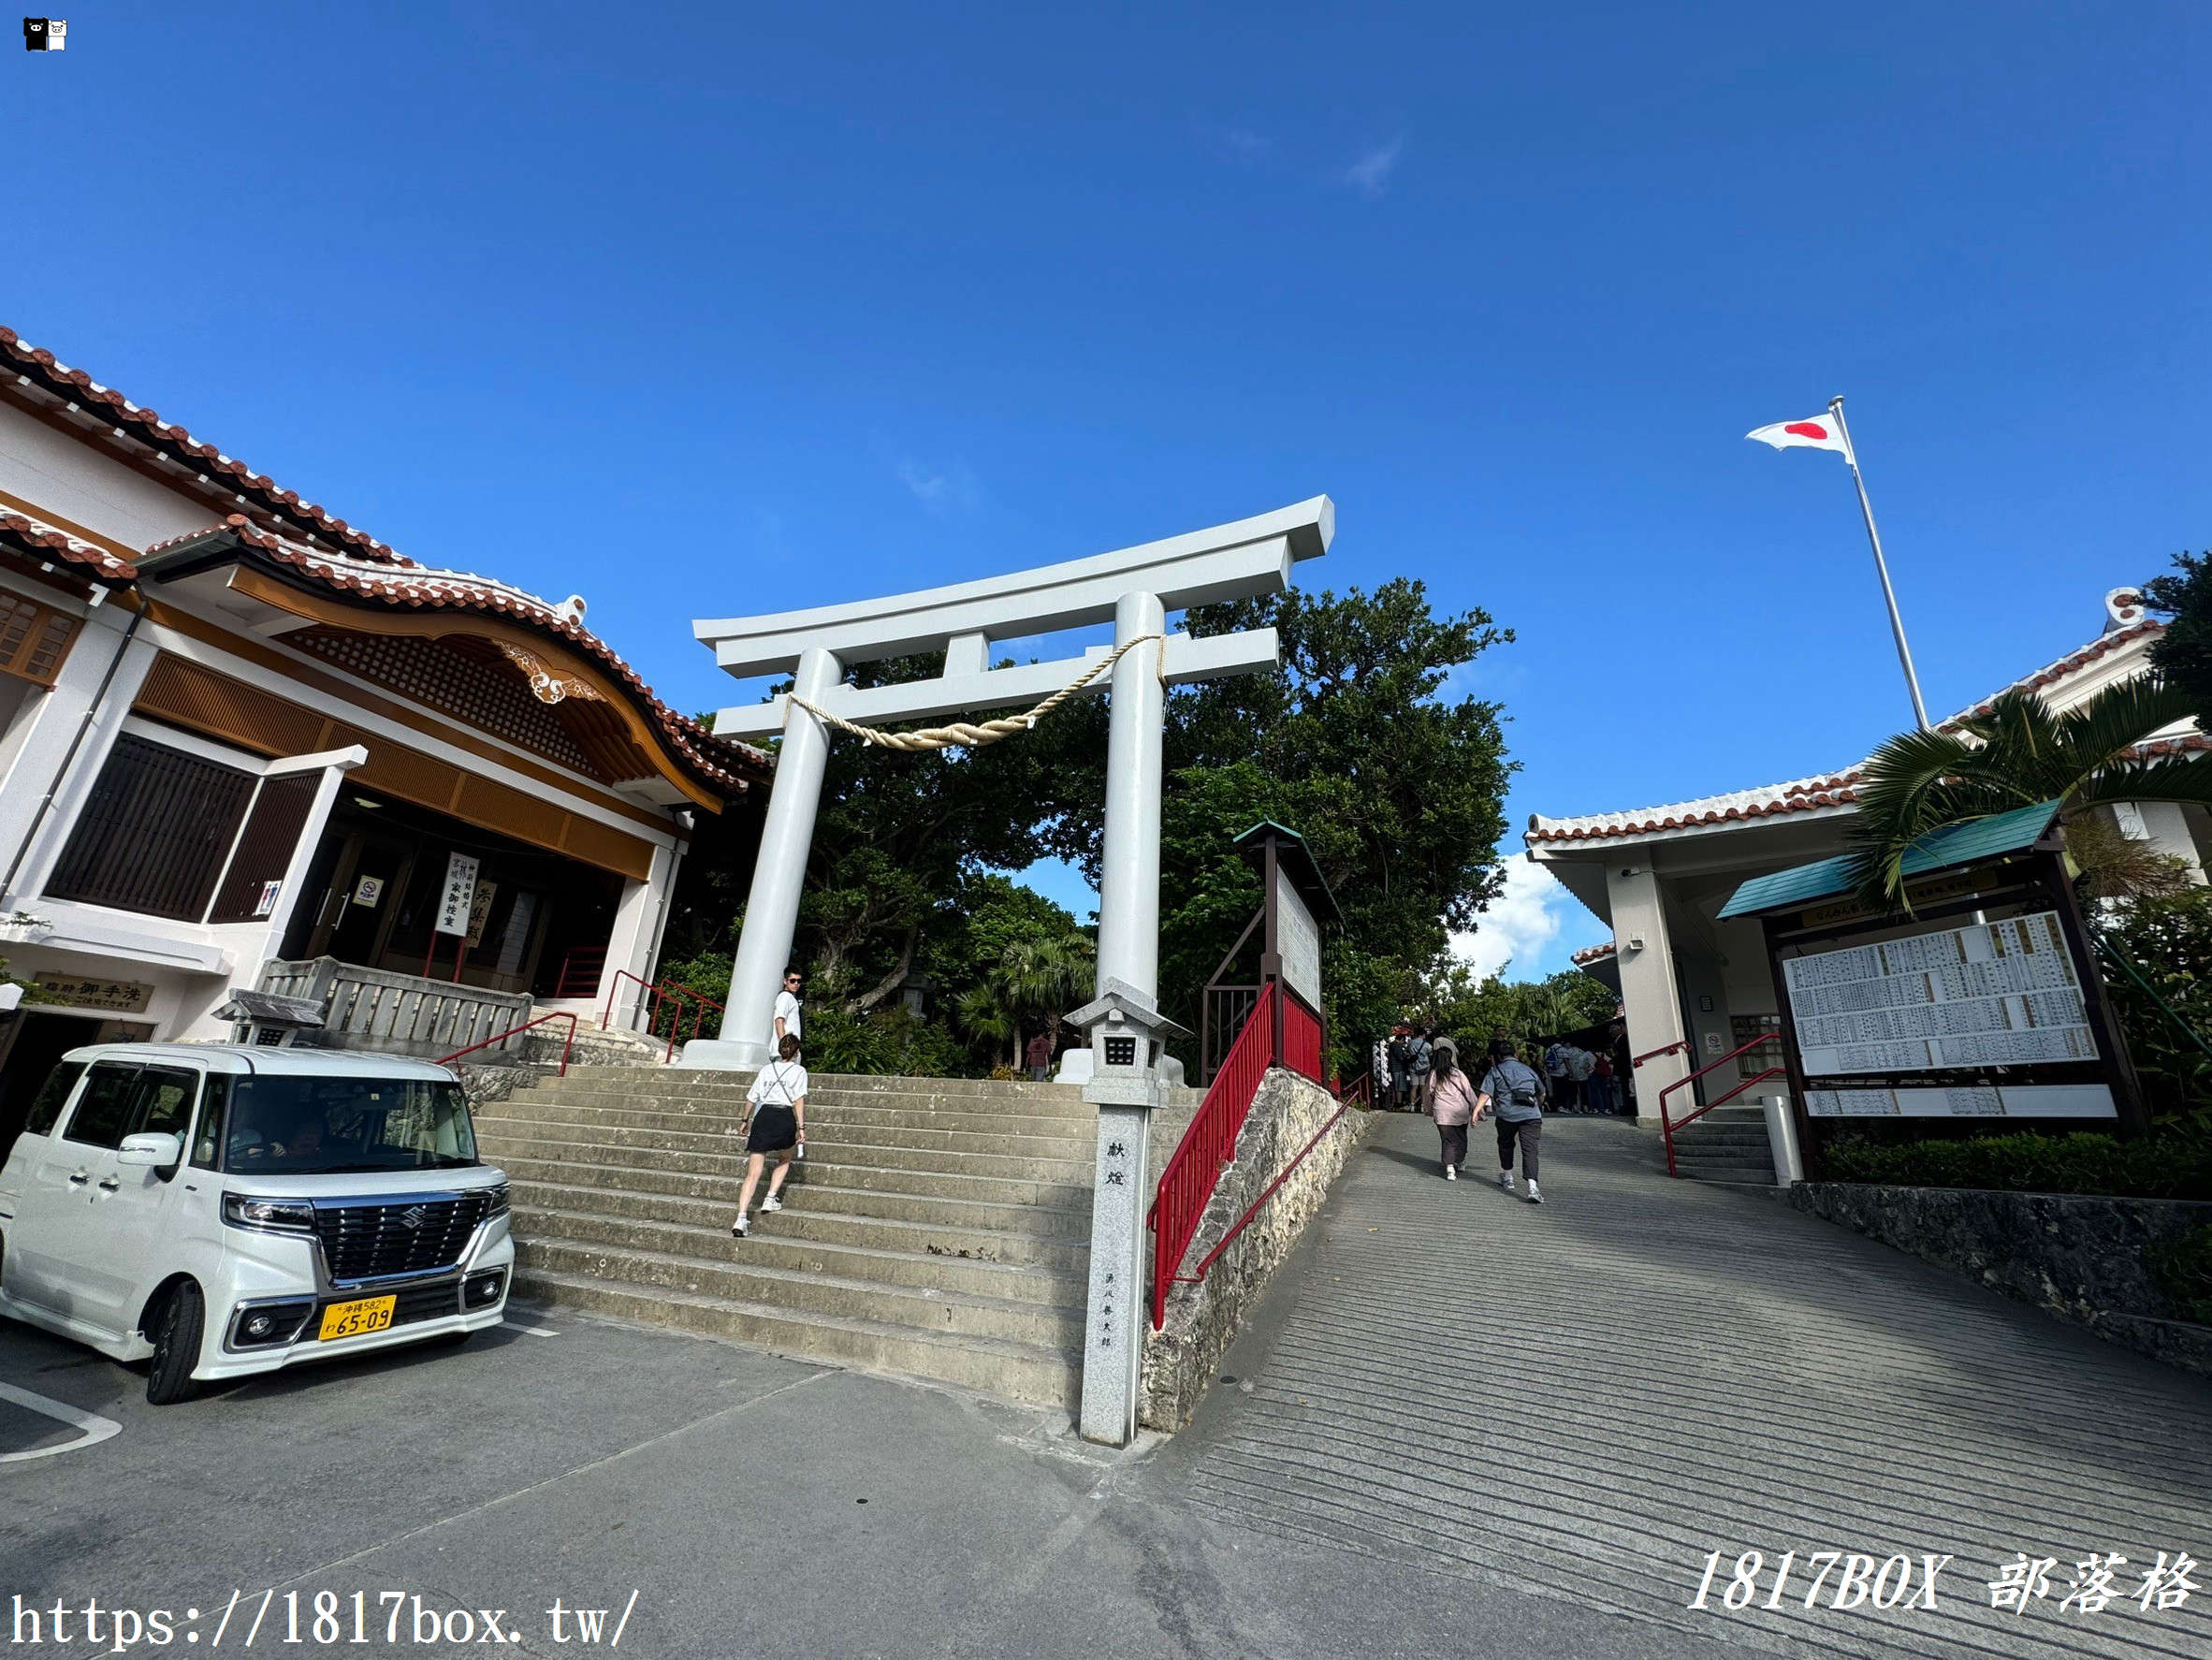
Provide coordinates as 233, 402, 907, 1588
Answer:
223, 1194, 317, 1233
481, 1184, 509, 1217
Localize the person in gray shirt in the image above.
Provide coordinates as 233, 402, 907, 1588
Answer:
1476, 1037, 1548, 1205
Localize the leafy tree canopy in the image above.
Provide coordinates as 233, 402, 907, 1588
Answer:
2144, 553, 2212, 733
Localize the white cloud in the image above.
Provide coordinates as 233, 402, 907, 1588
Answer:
1222, 126, 1271, 161
1451, 858, 1584, 983
1333, 136, 1406, 197
895, 459, 982, 514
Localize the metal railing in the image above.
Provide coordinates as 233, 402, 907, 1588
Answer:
602, 969, 729, 1063
438, 1011, 579, 1077
1658, 1034, 1787, 1178
1148, 983, 1279, 1329
1333, 1070, 1374, 1109
553, 945, 606, 1000
1632, 1038, 1691, 1069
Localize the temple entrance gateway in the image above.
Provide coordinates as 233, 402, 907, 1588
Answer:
685, 498, 1332, 1445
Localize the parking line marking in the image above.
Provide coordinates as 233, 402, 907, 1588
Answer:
501, 1319, 559, 1336
0, 1380, 123, 1463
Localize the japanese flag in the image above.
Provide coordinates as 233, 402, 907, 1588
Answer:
1747, 414, 1853, 460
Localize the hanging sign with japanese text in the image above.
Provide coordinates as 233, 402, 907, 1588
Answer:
434, 852, 481, 938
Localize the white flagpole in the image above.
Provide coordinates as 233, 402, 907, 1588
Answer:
1826, 395, 1931, 733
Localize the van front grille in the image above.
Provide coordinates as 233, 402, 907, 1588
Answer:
313, 1193, 490, 1282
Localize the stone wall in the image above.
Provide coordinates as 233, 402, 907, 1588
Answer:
1792, 1182, 2212, 1379
1140, 1070, 1367, 1431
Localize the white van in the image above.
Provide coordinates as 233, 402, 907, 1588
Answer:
0, 1044, 513, 1403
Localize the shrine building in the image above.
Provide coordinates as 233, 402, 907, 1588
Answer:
1528, 589, 2209, 1126
0, 326, 768, 1129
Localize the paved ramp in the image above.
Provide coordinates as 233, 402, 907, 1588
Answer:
1180, 1113, 2212, 1660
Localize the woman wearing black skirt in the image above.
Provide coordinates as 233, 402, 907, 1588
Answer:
733, 1033, 808, 1238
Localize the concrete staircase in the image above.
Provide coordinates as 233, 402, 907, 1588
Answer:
473, 1069, 1102, 1407
1666, 1105, 1778, 1186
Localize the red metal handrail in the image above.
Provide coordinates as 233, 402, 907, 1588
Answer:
1147, 983, 1278, 1329
602, 969, 728, 1062
438, 1010, 578, 1077
554, 945, 606, 999
1657, 1033, 1785, 1177
1333, 1070, 1374, 1109
1633, 1039, 1691, 1069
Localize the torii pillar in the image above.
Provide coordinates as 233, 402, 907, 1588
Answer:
684, 497, 1333, 1443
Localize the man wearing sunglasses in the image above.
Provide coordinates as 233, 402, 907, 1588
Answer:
772, 969, 805, 1057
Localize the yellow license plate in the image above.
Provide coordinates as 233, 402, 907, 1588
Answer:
318, 1295, 397, 1341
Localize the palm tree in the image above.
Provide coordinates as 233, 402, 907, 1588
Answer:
1846, 678, 2212, 909
953, 928, 1097, 1070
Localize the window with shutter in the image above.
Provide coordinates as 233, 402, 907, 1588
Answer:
47, 734, 258, 920
0, 590, 80, 686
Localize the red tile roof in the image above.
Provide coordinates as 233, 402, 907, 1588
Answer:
1528, 613, 2170, 848
2, 325, 764, 800
1570, 941, 1617, 966
1, 327, 406, 565
143, 516, 767, 796
0, 509, 138, 583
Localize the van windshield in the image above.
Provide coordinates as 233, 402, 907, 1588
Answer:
219, 1076, 479, 1175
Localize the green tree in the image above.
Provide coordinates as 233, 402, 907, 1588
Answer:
1423, 961, 1615, 1053
2144, 553, 2212, 733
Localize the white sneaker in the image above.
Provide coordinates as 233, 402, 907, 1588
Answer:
1445, 1164, 1458, 1181
762, 1194, 784, 1213
1526, 1181, 1544, 1205
731, 1215, 749, 1237
1497, 1170, 1513, 1191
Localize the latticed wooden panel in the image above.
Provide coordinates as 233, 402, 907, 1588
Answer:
290, 626, 611, 778
135, 654, 330, 756
0, 589, 80, 685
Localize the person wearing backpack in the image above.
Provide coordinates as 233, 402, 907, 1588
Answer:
1404, 1027, 1434, 1113
732, 1032, 808, 1238
1477, 1037, 1548, 1204
1426, 1038, 1479, 1179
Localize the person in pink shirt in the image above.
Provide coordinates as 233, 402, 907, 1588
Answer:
1426, 1038, 1480, 1180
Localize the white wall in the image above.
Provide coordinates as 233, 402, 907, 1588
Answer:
0, 401, 216, 551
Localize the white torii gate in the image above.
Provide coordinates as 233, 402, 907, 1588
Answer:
681, 495, 1332, 1445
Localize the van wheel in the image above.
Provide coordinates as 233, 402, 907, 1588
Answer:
146, 1282, 204, 1405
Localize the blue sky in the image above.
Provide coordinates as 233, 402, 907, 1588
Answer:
12, 4, 2205, 979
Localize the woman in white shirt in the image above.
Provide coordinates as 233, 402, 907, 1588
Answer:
733, 1032, 808, 1238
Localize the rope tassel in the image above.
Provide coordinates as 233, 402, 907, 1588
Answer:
786, 633, 1165, 752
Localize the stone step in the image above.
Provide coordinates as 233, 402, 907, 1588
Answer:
514, 1236, 1082, 1349
508, 1179, 1093, 1270
512, 1266, 1078, 1408
1674, 1129, 1772, 1150
483, 1100, 1096, 1158
486, 1148, 1092, 1216
1673, 1158, 1777, 1184
553, 1068, 1093, 1103
519, 1083, 1099, 1125
514, 1203, 1088, 1307
477, 1123, 1093, 1186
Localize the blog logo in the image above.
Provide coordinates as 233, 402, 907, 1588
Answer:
22, 17, 65, 50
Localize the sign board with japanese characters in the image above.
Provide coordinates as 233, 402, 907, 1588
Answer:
434, 852, 480, 938
1783, 910, 2098, 1081
1273, 866, 1322, 1008
34, 973, 153, 1014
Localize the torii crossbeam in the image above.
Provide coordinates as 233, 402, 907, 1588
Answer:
681, 496, 1332, 1071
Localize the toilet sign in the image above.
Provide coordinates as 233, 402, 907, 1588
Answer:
434, 852, 480, 937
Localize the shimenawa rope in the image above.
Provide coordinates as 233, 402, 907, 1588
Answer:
786, 633, 1165, 752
